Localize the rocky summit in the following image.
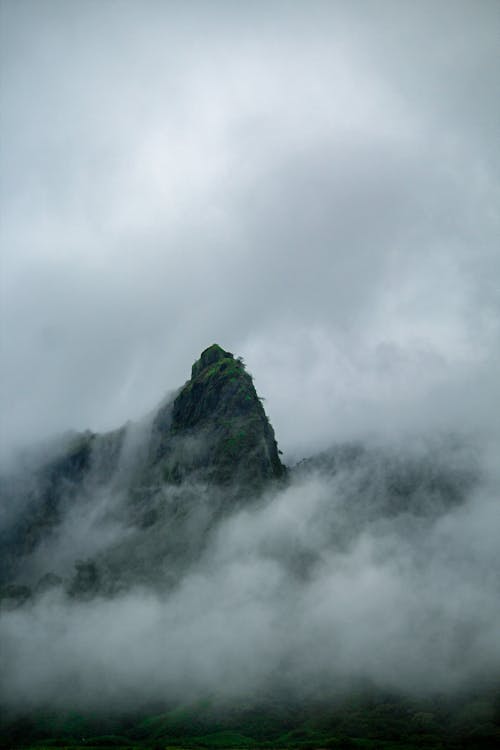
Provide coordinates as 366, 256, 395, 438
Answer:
149, 344, 285, 488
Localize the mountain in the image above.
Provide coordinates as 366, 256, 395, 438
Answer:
0, 344, 478, 602
0, 344, 285, 600
1, 345, 498, 749
148, 343, 285, 487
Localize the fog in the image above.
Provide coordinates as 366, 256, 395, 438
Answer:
1, 428, 499, 711
1, 0, 499, 720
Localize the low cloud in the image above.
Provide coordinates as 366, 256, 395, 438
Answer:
1, 434, 498, 712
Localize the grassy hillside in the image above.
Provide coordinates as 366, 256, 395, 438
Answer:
3, 690, 499, 749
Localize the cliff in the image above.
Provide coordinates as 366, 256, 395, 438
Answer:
149, 344, 285, 488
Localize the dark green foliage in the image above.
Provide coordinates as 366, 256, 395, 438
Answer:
190, 345, 234, 380
3, 691, 499, 748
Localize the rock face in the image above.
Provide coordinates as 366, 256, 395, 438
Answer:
149, 344, 285, 489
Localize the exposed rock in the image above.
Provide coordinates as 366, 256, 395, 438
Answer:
149, 344, 285, 488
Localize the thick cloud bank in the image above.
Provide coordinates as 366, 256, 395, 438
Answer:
1, 436, 499, 712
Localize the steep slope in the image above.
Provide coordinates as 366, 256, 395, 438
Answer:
148, 344, 285, 488
0, 345, 285, 597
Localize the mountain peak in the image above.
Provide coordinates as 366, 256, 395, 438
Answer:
191, 344, 233, 379
149, 344, 285, 487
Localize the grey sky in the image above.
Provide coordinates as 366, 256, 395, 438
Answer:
1, 0, 499, 459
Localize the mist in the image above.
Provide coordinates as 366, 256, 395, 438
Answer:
1, 0, 499, 732
1, 428, 499, 712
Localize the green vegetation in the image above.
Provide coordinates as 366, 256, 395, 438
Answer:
3, 692, 499, 749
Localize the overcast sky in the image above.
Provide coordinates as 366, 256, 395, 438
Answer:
1, 0, 499, 460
